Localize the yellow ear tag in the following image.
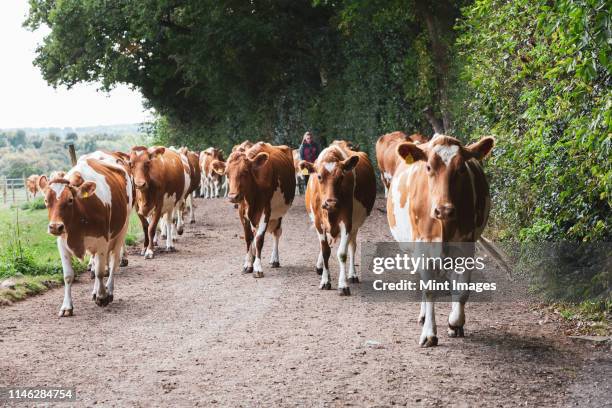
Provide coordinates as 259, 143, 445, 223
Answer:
82, 192, 89, 198
404, 153, 414, 164
301, 168, 310, 175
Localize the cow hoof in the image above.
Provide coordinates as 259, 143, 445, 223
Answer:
165, 246, 176, 253
319, 282, 331, 290
338, 287, 351, 296
270, 261, 280, 268
448, 325, 465, 338
348, 276, 359, 284
420, 336, 438, 347
160, 234, 167, 240
120, 258, 129, 267
253, 271, 264, 278
144, 249, 154, 259
95, 294, 112, 307
177, 228, 184, 236
242, 266, 253, 274
92, 293, 96, 301
190, 219, 196, 224
315, 267, 323, 275
418, 316, 425, 325
58, 308, 73, 317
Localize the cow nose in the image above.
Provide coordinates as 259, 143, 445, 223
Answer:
135, 181, 147, 190
434, 204, 456, 220
322, 198, 338, 210
228, 193, 241, 203
48, 222, 65, 235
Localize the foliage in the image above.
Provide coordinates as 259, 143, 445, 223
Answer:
20, 197, 46, 211
454, 0, 611, 242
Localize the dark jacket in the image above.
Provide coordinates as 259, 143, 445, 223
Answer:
299, 141, 320, 163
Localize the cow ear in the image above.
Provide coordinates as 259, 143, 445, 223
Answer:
342, 155, 359, 172
212, 160, 226, 175
396, 142, 427, 164
79, 181, 96, 199
465, 137, 495, 160
38, 175, 48, 191
148, 146, 165, 159
299, 160, 315, 174
250, 152, 269, 168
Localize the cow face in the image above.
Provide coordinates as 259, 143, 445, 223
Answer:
396, 136, 494, 221
300, 155, 359, 212
129, 146, 165, 190
39, 177, 96, 236
224, 151, 269, 203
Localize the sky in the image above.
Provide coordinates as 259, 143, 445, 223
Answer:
0, 1, 152, 129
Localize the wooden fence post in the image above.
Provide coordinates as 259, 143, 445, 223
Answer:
11, 179, 15, 204
68, 144, 77, 166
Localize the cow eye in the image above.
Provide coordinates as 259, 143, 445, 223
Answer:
426, 165, 432, 172
67, 197, 74, 205
317, 174, 322, 181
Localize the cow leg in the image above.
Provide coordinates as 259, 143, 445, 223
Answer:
105, 247, 121, 305
87, 256, 95, 279
57, 238, 75, 317
223, 177, 229, 197
448, 270, 471, 337
347, 233, 359, 283
165, 211, 176, 251
252, 214, 269, 278
418, 294, 426, 325
419, 291, 438, 347
138, 214, 149, 255
159, 216, 167, 240
317, 231, 332, 290
381, 174, 388, 198
119, 245, 129, 267
175, 202, 185, 236
269, 218, 281, 268
187, 194, 195, 224
336, 222, 351, 295
145, 211, 161, 259
92, 251, 111, 306
241, 216, 254, 274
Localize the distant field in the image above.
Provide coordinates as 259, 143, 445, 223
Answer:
0, 201, 143, 280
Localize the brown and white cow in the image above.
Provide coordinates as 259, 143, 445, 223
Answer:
199, 147, 225, 198
292, 149, 306, 195
300, 141, 377, 295
376, 131, 428, 197
39, 151, 133, 316
26, 174, 40, 197
50, 170, 66, 180
216, 142, 295, 278
182, 147, 201, 223
129, 146, 190, 258
386, 134, 494, 347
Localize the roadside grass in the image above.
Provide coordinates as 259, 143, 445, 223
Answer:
0, 204, 143, 304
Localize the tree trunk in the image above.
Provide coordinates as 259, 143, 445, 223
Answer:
415, 0, 457, 134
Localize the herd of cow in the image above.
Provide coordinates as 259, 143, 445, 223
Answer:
25, 131, 494, 347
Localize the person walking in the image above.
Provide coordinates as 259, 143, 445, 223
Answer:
299, 131, 320, 187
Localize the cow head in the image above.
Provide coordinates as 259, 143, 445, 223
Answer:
396, 135, 494, 221
39, 176, 96, 236
129, 146, 165, 190
224, 151, 269, 204
26, 175, 40, 195
300, 155, 359, 212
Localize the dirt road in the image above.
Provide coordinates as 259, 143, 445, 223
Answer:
1, 197, 609, 407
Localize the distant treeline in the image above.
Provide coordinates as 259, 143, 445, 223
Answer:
0, 126, 147, 178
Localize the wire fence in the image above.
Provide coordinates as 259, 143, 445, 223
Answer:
1, 176, 34, 206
